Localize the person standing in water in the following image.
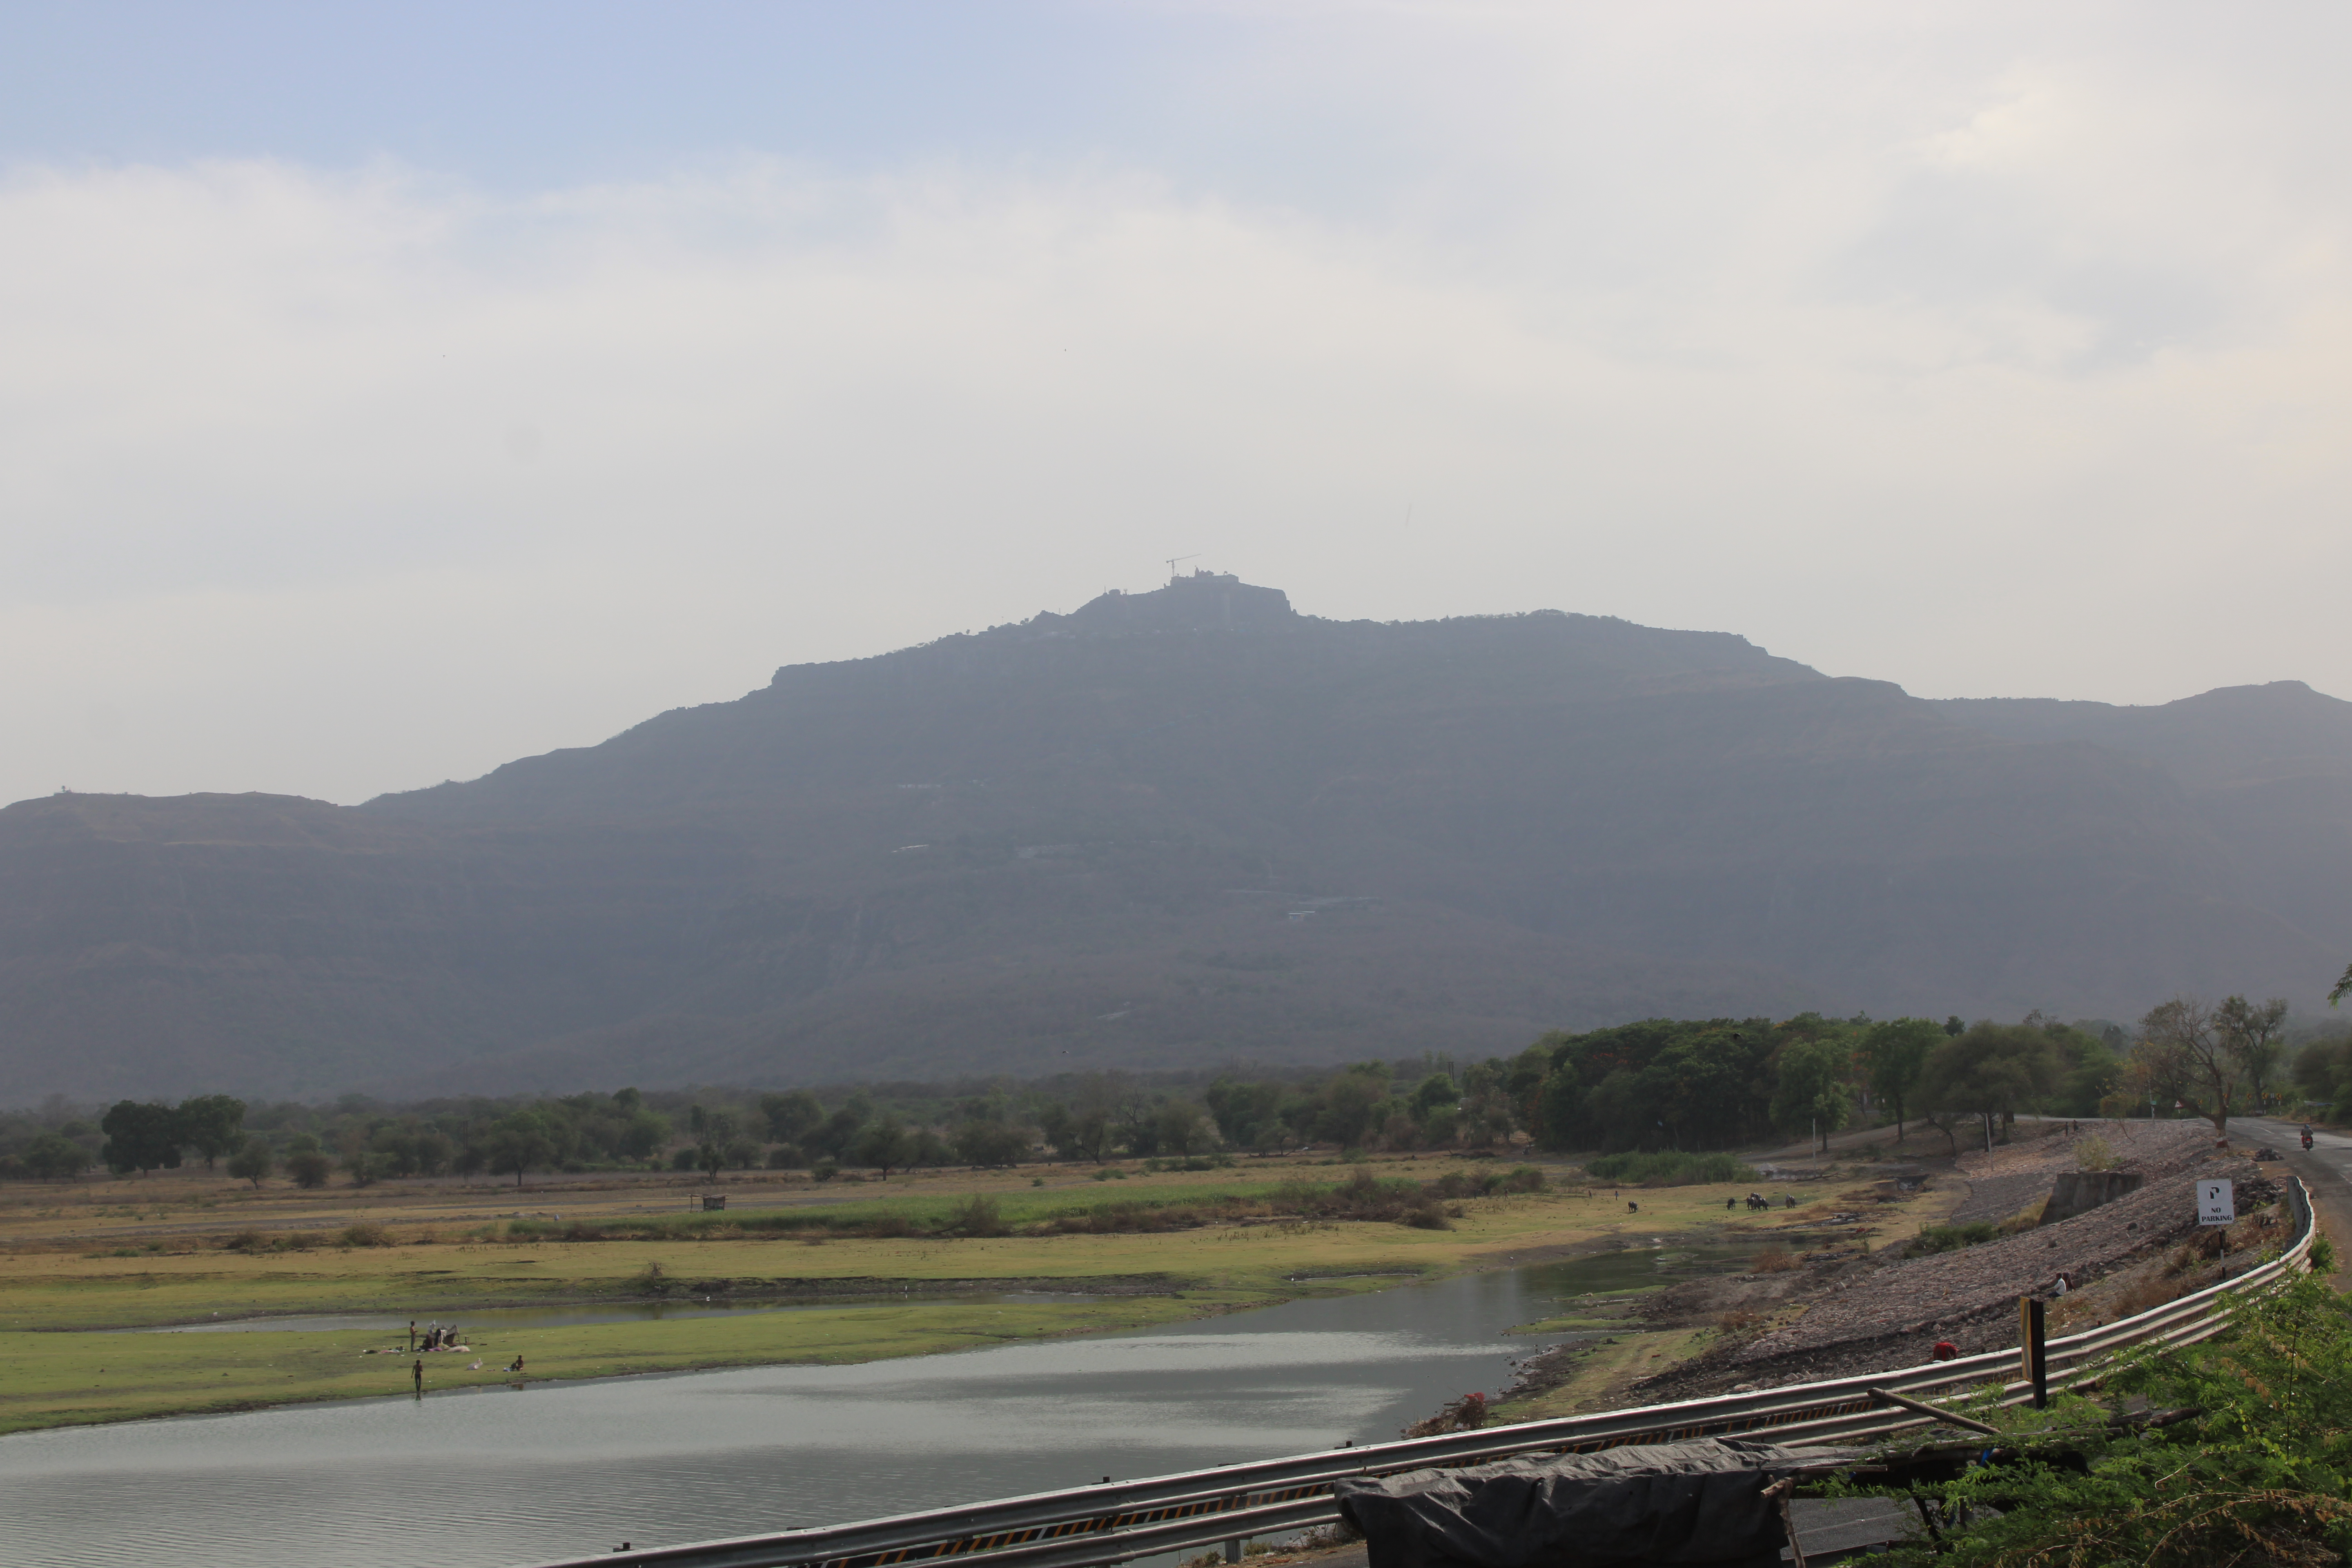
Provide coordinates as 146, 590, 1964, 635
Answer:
412, 1358, 423, 1396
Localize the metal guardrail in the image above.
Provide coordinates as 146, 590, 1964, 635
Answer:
525, 1175, 2312, 1568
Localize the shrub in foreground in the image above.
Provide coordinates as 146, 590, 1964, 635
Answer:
1847, 1273, 2352, 1566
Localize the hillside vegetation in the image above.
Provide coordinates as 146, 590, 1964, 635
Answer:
6, 574, 2350, 1098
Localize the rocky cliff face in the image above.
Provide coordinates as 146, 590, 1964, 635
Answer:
5, 580, 2347, 1100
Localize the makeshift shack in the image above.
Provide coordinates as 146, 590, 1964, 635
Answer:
1334, 1439, 1846, 1568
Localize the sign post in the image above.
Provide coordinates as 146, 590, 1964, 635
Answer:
2200, 1178, 2236, 1274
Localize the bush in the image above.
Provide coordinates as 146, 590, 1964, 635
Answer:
1752, 1244, 1800, 1272
1403, 1201, 1452, 1230
810, 1158, 838, 1182
1909, 1221, 2000, 1255
945, 1195, 1008, 1237
338, 1221, 393, 1248
285, 1151, 332, 1189
1582, 1151, 1757, 1186
766, 1144, 805, 1171
221, 1228, 269, 1252
1426, 1166, 1543, 1200
2074, 1134, 2118, 1171
1848, 1275, 2352, 1566
671, 1147, 700, 1171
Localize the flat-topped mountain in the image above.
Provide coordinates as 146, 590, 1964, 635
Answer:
5, 574, 2347, 1100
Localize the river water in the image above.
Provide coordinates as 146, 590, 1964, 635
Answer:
0, 1247, 1740, 1568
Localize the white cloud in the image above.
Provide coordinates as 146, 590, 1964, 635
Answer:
5, 6, 2352, 805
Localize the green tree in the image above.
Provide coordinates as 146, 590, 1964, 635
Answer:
2136, 995, 2254, 1134
952, 1119, 1028, 1167
100, 1100, 183, 1174
1454, 1060, 1517, 1149
1641, 1029, 1764, 1150
759, 1090, 824, 1144
1770, 1037, 1854, 1154
1584, 1068, 1644, 1151
1409, 1073, 1459, 1117
337, 1125, 383, 1187
618, 1111, 670, 1162
2047, 1022, 2122, 1116
1920, 1024, 2063, 1152
1153, 1100, 1210, 1156
853, 1115, 915, 1177
285, 1149, 333, 1188
23, 1133, 92, 1181
804, 1097, 871, 1160
2216, 994, 2291, 1112
688, 1111, 740, 1180
482, 1112, 558, 1187
1038, 1101, 1113, 1163
1315, 1067, 1389, 1148
1536, 1066, 1584, 1152
175, 1094, 247, 1169
1505, 1044, 1553, 1133
1204, 1078, 1286, 1149
2294, 1034, 2352, 1111
227, 1142, 274, 1188
1859, 1018, 1940, 1141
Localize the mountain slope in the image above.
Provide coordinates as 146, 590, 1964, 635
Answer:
4, 576, 2346, 1100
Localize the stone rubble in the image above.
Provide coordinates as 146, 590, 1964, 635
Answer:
1945, 1120, 2212, 1226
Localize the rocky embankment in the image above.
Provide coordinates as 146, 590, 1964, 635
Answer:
1605, 1123, 2279, 1405
1944, 1120, 2214, 1226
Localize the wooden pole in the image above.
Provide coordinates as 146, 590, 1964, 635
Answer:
1762, 1477, 1809, 1568
1865, 1387, 2000, 1435
2019, 1295, 2047, 1410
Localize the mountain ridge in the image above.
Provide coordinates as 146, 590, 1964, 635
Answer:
5, 576, 2345, 1101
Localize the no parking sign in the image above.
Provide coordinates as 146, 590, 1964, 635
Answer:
2198, 1179, 2236, 1226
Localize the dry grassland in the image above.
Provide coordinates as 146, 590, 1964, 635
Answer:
0, 1154, 1788, 1433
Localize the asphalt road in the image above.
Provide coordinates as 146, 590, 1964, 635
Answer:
2235, 1116, 2352, 1290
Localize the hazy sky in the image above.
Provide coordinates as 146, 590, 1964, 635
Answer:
7, 2, 2351, 807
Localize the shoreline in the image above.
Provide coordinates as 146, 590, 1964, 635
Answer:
3, 1143, 1980, 1436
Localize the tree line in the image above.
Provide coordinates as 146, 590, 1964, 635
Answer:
2, 996, 2334, 1185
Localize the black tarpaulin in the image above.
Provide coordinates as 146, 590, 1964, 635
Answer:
1332, 1439, 1835, 1568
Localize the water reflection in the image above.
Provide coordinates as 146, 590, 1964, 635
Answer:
2, 1249, 1738, 1568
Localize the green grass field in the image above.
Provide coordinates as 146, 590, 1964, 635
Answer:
0, 1155, 1915, 1434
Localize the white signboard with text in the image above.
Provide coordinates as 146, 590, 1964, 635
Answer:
2198, 1179, 2236, 1227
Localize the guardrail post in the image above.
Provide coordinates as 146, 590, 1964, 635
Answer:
1224, 1538, 1241, 1563
2019, 1296, 2047, 1410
